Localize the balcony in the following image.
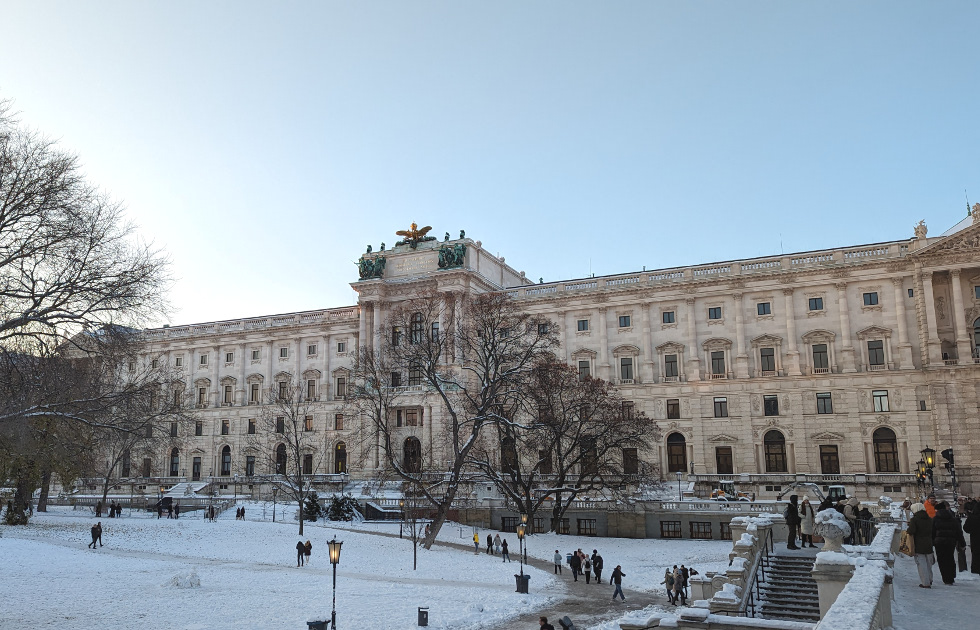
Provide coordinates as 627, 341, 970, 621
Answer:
761, 370, 777, 377
618, 379, 634, 386
661, 376, 679, 383
812, 367, 830, 374
710, 372, 727, 380
867, 364, 887, 372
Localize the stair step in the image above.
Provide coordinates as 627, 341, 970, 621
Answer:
763, 594, 819, 604
761, 603, 821, 614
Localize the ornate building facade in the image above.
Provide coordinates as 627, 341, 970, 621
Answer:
139, 217, 980, 500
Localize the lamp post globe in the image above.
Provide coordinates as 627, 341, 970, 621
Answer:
920, 445, 936, 469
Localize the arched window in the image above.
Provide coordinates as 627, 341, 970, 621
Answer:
335, 442, 347, 474
275, 444, 287, 475
403, 436, 422, 473
666, 432, 687, 473
764, 430, 787, 473
410, 312, 424, 344
169, 448, 179, 477
872, 427, 899, 473
501, 437, 518, 475
221, 445, 231, 476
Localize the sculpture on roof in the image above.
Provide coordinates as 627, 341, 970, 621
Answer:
973, 203, 980, 225
914, 220, 927, 239
357, 256, 386, 280
438, 243, 466, 269
395, 223, 436, 249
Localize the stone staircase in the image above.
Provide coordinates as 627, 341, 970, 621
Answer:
758, 553, 820, 623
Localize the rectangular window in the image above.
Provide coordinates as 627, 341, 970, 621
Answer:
225, 352, 234, 363
173, 389, 181, 408
245, 456, 255, 476
760, 348, 775, 373
660, 521, 682, 539
662, 311, 675, 324
711, 350, 726, 375
247, 419, 255, 434
618, 315, 631, 328
537, 323, 549, 335
278, 382, 288, 400
621, 401, 635, 420
142, 458, 151, 477
816, 392, 833, 414
279, 347, 288, 358
501, 517, 519, 533
396, 410, 403, 427
175, 357, 183, 367
714, 397, 728, 418
809, 297, 824, 311
249, 383, 259, 403
391, 371, 402, 387
303, 454, 313, 475
405, 409, 419, 426
308, 344, 317, 356
664, 354, 678, 378
763, 395, 779, 416
197, 387, 207, 406
620, 357, 634, 381
867, 340, 885, 366
690, 522, 712, 540
577, 519, 597, 536
820, 445, 840, 475
195, 421, 203, 436
337, 341, 346, 353
431, 322, 439, 341
335, 414, 344, 431
335, 377, 346, 399
304, 415, 313, 432
537, 450, 553, 475
812, 344, 829, 371
757, 302, 771, 316
908, 288, 914, 298
251, 349, 260, 361
863, 292, 878, 306
151, 359, 159, 368
200, 353, 208, 365
667, 399, 680, 419
145, 425, 153, 438
708, 306, 722, 320
623, 448, 638, 475
578, 360, 590, 380
391, 327, 402, 346
577, 319, 589, 331
307, 379, 316, 400
408, 363, 422, 386
715, 446, 733, 474
224, 385, 233, 404
873, 390, 889, 412
221, 419, 229, 435
720, 522, 732, 541
556, 518, 570, 535
170, 422, 178, 437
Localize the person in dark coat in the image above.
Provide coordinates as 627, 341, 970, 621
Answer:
304, 540, 312, 565
296, 540, 306, 567
932, 502, 966, 585
610, 565, 626, 601
486, 534, 493, 555
501, 539, 510, 562
95, 501, 102, 518
167, 503, 173, 519
963, 502, 980, 574
907, 502, 935, 587
157, 503, 163, 519
569, 550, 582, 581
174, 502, 180, 519
539, 617, 555, 630
784, 495, 801, 549
88, 523, 100, 549
592, 550, 603, 583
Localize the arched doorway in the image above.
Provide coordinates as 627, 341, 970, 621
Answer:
220, 445, 231, 476
764, 430, 787, 473
403, 436, 422, 473
666, 432, 687, 473
169, 448, 179, 477
872, 427, 899, 472
335, 442, 347, 474
275, 444, 287, 475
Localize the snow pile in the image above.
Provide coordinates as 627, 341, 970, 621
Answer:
713, 582, 740, 602
165, 568, 201, 588
814, 508, 848, 529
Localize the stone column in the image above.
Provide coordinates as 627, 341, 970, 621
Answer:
640, 303, 655, 383
373, 301, 384, 354
733, 293, 749, 378
950, 269, 972, 364
920, 270, 943, 366
837, 282, 857, 373
685, 297, 701, 381
563, 311, 573, 364
238, 342, 247, 405
783, 288, 802, 375
597, 307, 610, 380
812, 553, 855, 619
267, 340, 275, 400
322, 334, 331, 400
357, 302, 367, 350
211, 345, 220, 407
892, 277, 914, 369
454, 292, 464, 362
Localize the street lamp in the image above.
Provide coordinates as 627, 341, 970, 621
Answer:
272, 485, 278, 523
676, 471, 683, 502
328, 537, 343, 629
399, 499, 405, 539
516, 522, 526, 588
920, 446, 936, 469
520, 513, 529, 564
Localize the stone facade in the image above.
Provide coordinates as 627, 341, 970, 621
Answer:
136, 218, 980, 500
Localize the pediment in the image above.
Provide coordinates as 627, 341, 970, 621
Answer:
656, 341, 685, 353
913, 220, 980, 258
246, 372, 265, 384
708, 434, 738, 443
302, 369, 322, 379
702, 337, 732, 350
219, 375, 237, 385
571, 347, 597, 359
801, 329, 836, 343
612, 344, 640, 355
193, 377, 211, 387
273, 370, 293, 382
811, 431, 845, 441
750, 333, 783, 347
856, 325, 892, 339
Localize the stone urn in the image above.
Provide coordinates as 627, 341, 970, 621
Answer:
813, 508, 850, 551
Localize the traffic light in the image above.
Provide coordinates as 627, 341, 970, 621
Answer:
941, 448, 954, 466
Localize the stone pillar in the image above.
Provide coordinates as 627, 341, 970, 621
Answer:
597, 307, 610, 380
892, 277, 914, 369
238, 342, 247, 405
358, 303, 367, 350
837, 282, 857, 373
733, 293, 749, 378
783, 288, 802, 375
685, 297, 701, 381
920, 270, 943, 366
640, 303, 654, 383
373, 300, 384, 354
812, 552, 855, 620
267, 340, 275, 399
950, 269, 972, 364
322, 334, 331, 400
453, 292, 464, 362
211, 345, 220, 407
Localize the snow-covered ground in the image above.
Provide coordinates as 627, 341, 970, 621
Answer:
890, 549, 979, 630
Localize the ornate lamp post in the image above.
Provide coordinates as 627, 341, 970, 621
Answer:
520, 513, 529, 564
328, 537, 343, 629
916, 459, 927, 494
272, 485, 278, 523
920, 446, 936, 489
516, 522, 526, 587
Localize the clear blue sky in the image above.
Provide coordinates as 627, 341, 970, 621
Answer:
2, 2, 978, 325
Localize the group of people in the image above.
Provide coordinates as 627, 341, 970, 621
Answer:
95, 500, 123, 519
473, 532, 513, 562
660, 564, 698, 605
905, 495, 978, 587
783, 493, 878, 550
88, 522, 103, 548
235, 506, 246, 520
295, 539, 313, 566
156, 501, 181, 519
556, 548, 604, 585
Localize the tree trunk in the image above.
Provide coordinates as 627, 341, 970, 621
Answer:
37, 469, 52, 512
298, 499, 304, 535
10, 472, 34, 525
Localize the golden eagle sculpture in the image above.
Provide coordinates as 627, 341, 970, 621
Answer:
394, 222, 436, 249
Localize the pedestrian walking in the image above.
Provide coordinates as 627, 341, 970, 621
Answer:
296, 540, 306, 567
174, 502, 180, 519
672, 566, 687, 605
486, 534, 493, 555
661, 568, 675, 604
553, 550, 563, 575
494, 533, 502, 555
907, 502, 935, 587
88, 523, 101, 549
569, 550, 581, 581
167, 503, 173, 519
963, 501, 980, 574
800, 498, 816, 548
473, 532, 480, 554
610, 565, 626, 601
680, 564, 690, 598
304, 540, 313, 565
843, 497, 861, 544
95, 501, 102, 518
784, 495, 801, 549
583, 555, 592, 584
932, 501, 966, 585
592, 550, 603, 583
501, 539, 511, 562
157, 503, 163, 519
539, 616, 555, 630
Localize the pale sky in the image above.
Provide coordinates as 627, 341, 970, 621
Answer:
2, 2, 979, 326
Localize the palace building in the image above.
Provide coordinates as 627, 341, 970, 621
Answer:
135, 216, 980, 503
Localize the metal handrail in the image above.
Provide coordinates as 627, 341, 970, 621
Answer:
744, 528, 774, 617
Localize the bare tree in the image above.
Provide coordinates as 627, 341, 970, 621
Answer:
469, 359, 661, 531
348, 291, 557, 548
246, 375, 323, 535
0, 98, 170, 351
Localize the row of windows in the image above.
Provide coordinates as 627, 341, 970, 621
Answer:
660, 521, 732, 540
161, 443, 350, 479
159, 342, 350, 369
665, 428, 901, 474
171, 414, 347, 439
707, 390, 889, 418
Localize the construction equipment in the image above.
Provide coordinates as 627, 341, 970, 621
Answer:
710, 480, 751, 501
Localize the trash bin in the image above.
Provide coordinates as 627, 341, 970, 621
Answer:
514, 573, 530, 594
558, 616, 576, 630
306, 622, 329, 630
418, 607, 429, 627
